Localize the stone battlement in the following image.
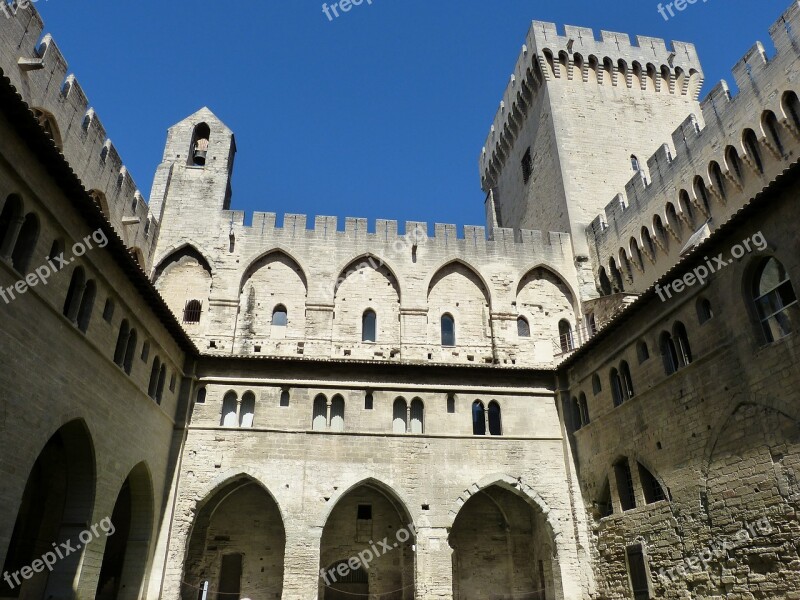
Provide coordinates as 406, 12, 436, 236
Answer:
0, 4, 156, 269
223, 211, 571, 256
480, 20, 703, 184
587, 0, 800, 291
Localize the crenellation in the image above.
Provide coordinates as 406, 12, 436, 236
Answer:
588, 3, 800, 296
344, 216, 368, 236
375, 218, 399, 239
0, 4, 157, 267
731, 41, 770, 92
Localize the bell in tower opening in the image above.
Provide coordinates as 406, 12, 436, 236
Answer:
191, 123, 211, 166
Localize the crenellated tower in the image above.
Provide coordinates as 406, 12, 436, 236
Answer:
480, 23, 704, 300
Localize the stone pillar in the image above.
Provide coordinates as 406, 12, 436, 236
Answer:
414, 526, 453, 600
281, 526, 323, 600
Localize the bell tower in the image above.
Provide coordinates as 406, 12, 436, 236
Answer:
148, 108, 237, 259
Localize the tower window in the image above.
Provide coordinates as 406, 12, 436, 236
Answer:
521, 148, 533, 184
753, 257, 797, 342
362, 309, 377, 342
441, 314, 456, 347
517, 317, 531, 338
272, 305, 288, 327
183, 300, 202, 324
631, 155, 641, 172
190, 123, 211, 166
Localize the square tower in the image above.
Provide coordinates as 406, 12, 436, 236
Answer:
481, 23, 703, 296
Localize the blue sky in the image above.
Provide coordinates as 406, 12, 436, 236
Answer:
37, 0, 789, 230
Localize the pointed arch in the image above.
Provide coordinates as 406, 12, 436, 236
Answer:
425, 258, 492, 306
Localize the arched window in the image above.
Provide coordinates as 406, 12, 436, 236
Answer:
613, 459, 637, 511
393, 398, 408, 434
620, 361, 635, 399
558, 319, 574, 353
743, 129, 764, 174
472, 401, 486, 436
221, 392, 238, 427
330, 395, 345, 432
63, 267, 86, 323
410, 398, 424, 434
364, 392, 373, 410
725, 145, 744, 182
190, 123, 211, 166
637, 341, 649, 364
579, 393, 590, 427
674, 322, 692, 367
183, 300, 202, 324
77, 280, 96, 333
280, 389, 290, 407
782, 91, 800, 130
678, 190, 695, 226
362, 309, 377, 342
312, 395, 327, 431
753, 257, 797, 342
196, 387, 207, 404
598, 267, 612, 296
32, 108, 62, 149
609, 258, 624, 293
693, 177, 710, 214
48, 239, 65, 270
665, 203, 682, 239
0, 195, 23, 261
709, 161, 726, 200
763, 111, 785, 156
272, 304, 288, 327
697, 298, 713, 324
240, 392, 255, 427
446, 393, 456, 413
124, 329, 138, 375
587, 313, 598, 336
631, 155, 641, 172
630, 238, 643, 270
660, 331, 679, 376
148, 358, 161, 400
592, 374, 602, 395
517, 316, 530, 338
114, 319, 130, 367
653, 215, 668, 248
488, 401, 502, 436
11, 213, 39, 273
156, 364, 167, 404
441, 314, 456, 347
610, 368, 624, 407
638, 463, 666, 504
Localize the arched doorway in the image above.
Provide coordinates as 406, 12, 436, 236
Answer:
1, 419, 95, 598
319, 481, 415, 600
450, 485, 557, 600
96, 462, 154, 600
181, 477, 285, 600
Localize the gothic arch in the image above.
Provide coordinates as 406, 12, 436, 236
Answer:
425, 258, 493, 306
153, 243, 214, 280
239, 246, 309, 292
333, 252, 403, 302
318, 476, 416, 527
